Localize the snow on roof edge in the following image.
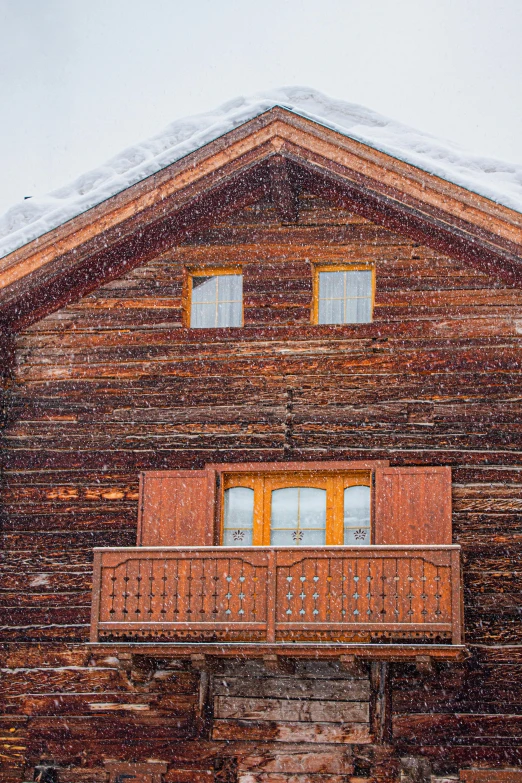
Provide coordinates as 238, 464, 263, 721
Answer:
1, 86, 521, 261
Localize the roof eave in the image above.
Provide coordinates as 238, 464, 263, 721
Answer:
1, 107, 521, 331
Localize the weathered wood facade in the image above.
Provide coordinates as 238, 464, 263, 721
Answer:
1, 108, 522, 782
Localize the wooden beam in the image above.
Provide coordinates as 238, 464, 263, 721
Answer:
460, 772, 522, 782
339, 654, 366, 677
370, 662, 392, 744
292, 160, 522, 287
191, 654, 207, 671
0, 166, 270, 331
415, 654, 435, 676
263, 654, 295, 674
89, 642, 468, 663
130, 654, 157, 682
269, 156, 299, 223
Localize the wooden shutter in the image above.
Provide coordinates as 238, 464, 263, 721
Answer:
137, 469, 216, 546
374, 466, 452, 545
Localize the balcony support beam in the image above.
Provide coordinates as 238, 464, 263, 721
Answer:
339, 654, 366, 677
415, 654, 435, 676
263, 654, 295, 674
370, 662, 392, 744
191, 653, 208, 671
88, 642, 467, 667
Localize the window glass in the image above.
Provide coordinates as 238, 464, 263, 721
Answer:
270, 487, 326, 546
318, 269, 372, 324
191, 274, 242, 328
343, 485, 371, 545
223, 487, 254, 546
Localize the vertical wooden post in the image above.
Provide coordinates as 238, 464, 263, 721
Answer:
198, 667, 215, 739
266, 549, 276, 643
89, 550, 102, 642
451, 548, 463, 645
370, 662, 392, 744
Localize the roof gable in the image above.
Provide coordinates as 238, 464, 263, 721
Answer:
1, 104, 522, 332
2, 87, 522, 261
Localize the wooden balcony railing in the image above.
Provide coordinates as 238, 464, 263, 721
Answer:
90, 546, 462, 645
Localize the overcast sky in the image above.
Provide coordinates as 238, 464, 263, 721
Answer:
0, 0, 521, 215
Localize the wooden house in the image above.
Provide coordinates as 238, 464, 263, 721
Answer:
1, 95, 522, 783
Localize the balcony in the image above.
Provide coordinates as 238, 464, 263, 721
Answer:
90, 546, 464, 660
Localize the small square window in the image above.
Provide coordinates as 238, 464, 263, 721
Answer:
189, 271, 243, 328
314, 266, 373, 324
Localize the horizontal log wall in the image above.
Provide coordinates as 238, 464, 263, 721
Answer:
1, 192, 522, 779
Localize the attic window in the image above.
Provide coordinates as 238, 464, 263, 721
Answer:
188, 269, 243, 328
313, 265, 374, 324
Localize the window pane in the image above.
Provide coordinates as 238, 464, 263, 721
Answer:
218, 274, 242, 301
217, 301, 242, 327
344, 296, 372, 324
223, 487, 254, 546
318, 295, 344, 325
191, 303, 215, 328
271, 487, 298, 529
343, 485, 371, 546
192, 276, 217, 303
347, 270, 372, 298
271, 528, 325, 546
318, 271, 341, 300
344, 527, 370, 545
271, 487, 326, 546
191, 274, 242, 328
317, 269, 372, 324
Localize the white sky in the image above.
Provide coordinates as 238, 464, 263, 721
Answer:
0, 0, 521, 216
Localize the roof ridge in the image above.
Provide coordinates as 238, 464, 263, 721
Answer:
1, 86, 521, 260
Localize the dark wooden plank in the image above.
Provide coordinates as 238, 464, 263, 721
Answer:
2, 165, 522, 782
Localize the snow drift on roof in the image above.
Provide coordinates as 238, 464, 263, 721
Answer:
1, 86, 521, 260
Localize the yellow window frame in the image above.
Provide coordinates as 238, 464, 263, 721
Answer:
311, 263, 375, 325
183, 266, 243, 328
221, 470, 371, 546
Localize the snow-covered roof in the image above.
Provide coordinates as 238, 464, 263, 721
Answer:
1, 86, 521, 260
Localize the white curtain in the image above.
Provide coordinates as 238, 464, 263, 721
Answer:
343, 485, 371, 545
318, 270, 372, 324
191, 274, 242, 328
223, 487, 254, 546
270, 487, 326, 546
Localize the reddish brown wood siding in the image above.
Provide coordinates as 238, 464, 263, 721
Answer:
2, 190, 522, 779
3, 194, 521, 641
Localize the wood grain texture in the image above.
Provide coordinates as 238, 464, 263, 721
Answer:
1, 185, 522, 780
374, 466, 452, 545
138, 470, 215, 546
2, 108, 522, 331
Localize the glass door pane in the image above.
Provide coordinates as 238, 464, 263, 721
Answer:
343, 485, 371, 545
270, 487, 326, 545
223, 487, 254, 545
